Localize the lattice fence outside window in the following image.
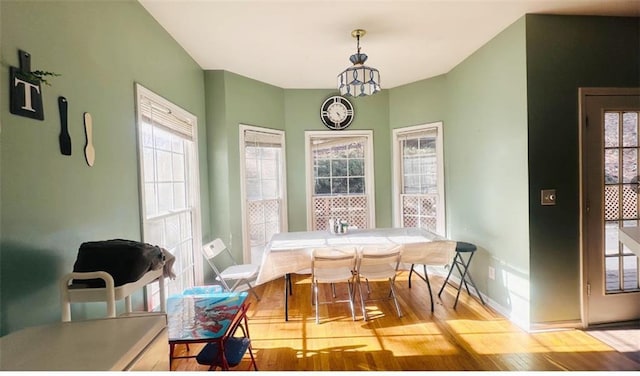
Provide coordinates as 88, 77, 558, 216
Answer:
248, 198, 281, 253
401, 194, 438, 233
313, 195, 368, 231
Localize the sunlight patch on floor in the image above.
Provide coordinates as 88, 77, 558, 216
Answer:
446, 319, 614, 354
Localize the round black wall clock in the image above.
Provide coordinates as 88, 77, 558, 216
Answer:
320, 95, 354, 130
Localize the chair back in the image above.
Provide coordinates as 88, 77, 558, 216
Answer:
202, 238, 228, 259
357, 245, 403, 273
312, 247, 357, 272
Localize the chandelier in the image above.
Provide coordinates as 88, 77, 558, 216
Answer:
337, 29, 381, 97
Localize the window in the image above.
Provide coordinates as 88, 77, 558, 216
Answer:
240, 125, 287, 264
393, 122, 446, 236
135, 84, 202, 309
305, 130, 375, 230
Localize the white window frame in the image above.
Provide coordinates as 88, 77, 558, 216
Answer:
305, 130, 375, 230
239, 124, 288, 264
392, 121, 446, 236
134, 83, 203, 307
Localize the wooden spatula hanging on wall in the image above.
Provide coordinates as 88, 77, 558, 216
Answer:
58, 96, 71, 155
83, 112, 95, 166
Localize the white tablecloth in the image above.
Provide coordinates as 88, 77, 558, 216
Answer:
255, 227, 456, 285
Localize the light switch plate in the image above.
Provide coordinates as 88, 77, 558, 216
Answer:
541, 189, 556, 205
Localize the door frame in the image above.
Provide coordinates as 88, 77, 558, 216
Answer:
579, 87, 640, 327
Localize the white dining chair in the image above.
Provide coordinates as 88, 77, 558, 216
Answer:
355, 245, 403, 321
311, 247, 358, 324
202, 238, 260, 300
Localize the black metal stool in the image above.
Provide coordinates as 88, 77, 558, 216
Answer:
437, 241, 486, 309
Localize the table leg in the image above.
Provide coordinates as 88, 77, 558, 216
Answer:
408, 264, 415, 288
284, 273, 290, 321
169, 343, 175, 368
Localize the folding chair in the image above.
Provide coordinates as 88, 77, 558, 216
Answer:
311, 247, 357, 324
355, 245, 403, 321
195, 302, 258, 371
202, 238, 260, 300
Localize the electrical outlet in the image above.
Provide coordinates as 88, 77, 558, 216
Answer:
488, 266, 495, 280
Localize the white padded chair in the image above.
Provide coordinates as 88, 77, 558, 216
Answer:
202, 238, 260, 300
311, 247, 357, 324
355, 245, 403, 321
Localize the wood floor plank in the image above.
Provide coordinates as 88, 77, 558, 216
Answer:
170, 272, 640, 371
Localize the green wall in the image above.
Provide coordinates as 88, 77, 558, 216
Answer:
0, 0, 206, 335
526, 15, 640, 323
389, 74, 448, 131
446, 17, 530, 323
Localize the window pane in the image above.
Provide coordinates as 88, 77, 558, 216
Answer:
154, 128, 172, 151
143, 147, 155, 183
173, 153, 185, 182
348, 143, 364, 158
332, 178, 348, 194
349, 159, 364, 176
604, 149, 619, 184
157, 150, 173, 182
316, 160, 330, 177
158, 182, 174, 213
622, 112, 638, 147
622, 149, 638, 184
623, 255, 639, 289
262, 158, 277, 179
332, 160, 347, 177
348, 177, 365, 194
262, 179, 278, 199
145, 183, 157, 217
174, 182, 186, 209
605, 256, 620, 292
315, 178, 331, 195
604, 112, 619, 148
606, 221, 619, 255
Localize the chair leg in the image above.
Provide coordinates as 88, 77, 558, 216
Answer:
389, 277, 403, 318
245, 281, 260, 301
248, 345, 258, 371
347, 280, 356, 321
314, 280, 320, 324
331, 283, 337, 298
357, 275, 368, 321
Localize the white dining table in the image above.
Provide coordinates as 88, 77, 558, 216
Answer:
255, 227, 456, 320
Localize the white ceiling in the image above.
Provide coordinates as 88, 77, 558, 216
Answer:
138, 0, 640, 90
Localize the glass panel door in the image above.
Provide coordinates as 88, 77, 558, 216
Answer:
583, 90, 640, 325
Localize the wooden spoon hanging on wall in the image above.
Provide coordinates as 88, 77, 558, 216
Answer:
83, 112, 95, 167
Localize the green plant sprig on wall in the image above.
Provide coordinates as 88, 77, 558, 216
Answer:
28, 70, 62, 86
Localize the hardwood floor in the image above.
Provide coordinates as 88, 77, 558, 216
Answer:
170, 272, 640, 371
